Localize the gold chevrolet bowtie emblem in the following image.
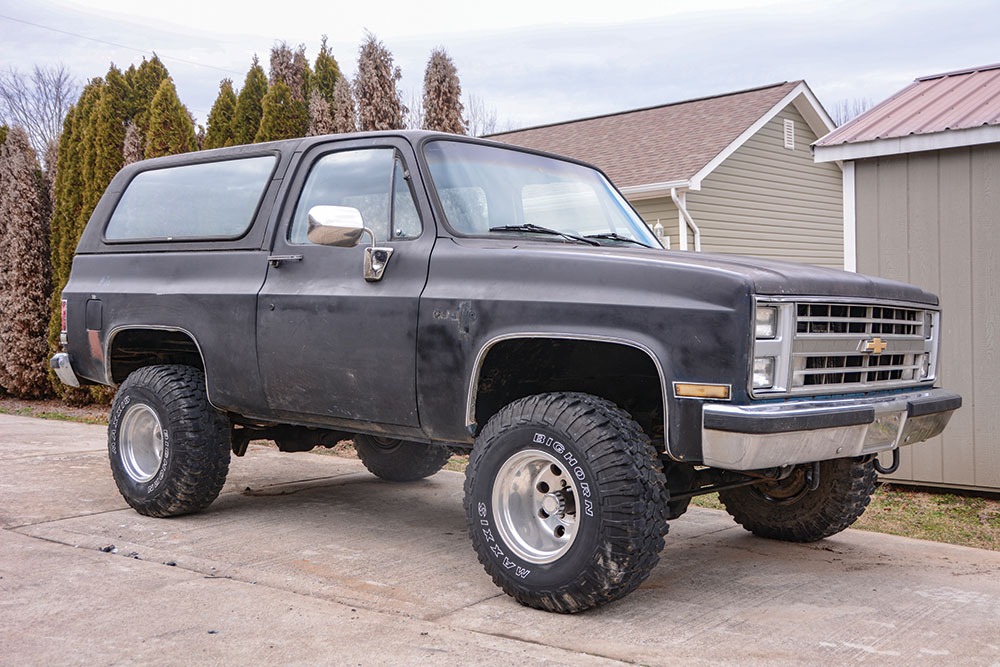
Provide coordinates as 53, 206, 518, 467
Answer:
861, 337, 888, 355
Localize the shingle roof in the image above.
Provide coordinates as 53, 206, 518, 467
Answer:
815, 63, 1000, 147
487, 81, 801, 188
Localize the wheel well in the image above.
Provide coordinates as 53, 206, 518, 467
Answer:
472, 338, 665, 444
108, 329, 204, 384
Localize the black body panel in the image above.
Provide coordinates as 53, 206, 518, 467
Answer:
60, 130, 948, 463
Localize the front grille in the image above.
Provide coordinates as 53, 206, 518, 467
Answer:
796, 303, 925, 337
798, 353, 919, 387
791, 302, 931, 392
752, 299, 939, 397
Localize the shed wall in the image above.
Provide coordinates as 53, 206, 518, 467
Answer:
854, 143, 1000, 491
685, 106, 844, 268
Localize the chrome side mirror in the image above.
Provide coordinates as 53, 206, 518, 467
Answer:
307, 205, 366, 247
307, 205, 394, 282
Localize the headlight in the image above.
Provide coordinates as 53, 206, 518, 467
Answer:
755, 306, 777, 339
753, 357, 775, 389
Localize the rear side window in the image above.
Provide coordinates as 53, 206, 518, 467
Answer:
104, 156, 276, 241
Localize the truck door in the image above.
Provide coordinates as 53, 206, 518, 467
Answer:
256, 137, 433, 428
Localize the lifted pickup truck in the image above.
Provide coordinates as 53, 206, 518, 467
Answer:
53, 130, 961, 613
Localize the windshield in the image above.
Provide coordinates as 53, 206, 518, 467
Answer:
423, 140, 661, 248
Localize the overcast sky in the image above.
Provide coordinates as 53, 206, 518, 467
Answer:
1, 0, 997, 129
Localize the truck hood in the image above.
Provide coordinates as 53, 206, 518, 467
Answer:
459, 239, 938, 306
639, 248, 938, 305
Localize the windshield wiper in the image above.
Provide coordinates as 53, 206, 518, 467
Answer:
488, 224, 600, 246
584, 232, 654, 248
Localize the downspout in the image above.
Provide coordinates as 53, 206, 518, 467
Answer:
670, 187, 701, 251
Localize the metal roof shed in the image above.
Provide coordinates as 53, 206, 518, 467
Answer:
814, 63, 1000, 492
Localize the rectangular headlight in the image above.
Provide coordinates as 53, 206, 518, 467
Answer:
753, 357, 775, 389
755, 306, 777, 339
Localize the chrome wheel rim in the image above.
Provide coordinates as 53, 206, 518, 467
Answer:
492, 448, 581, 564
119, 403, 164, 483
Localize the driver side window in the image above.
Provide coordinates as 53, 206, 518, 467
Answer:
289, 148, 422, 244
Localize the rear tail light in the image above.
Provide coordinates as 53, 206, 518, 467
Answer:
61, 299, 67, 332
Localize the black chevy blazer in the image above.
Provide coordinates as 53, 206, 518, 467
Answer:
52, 130, 961, 612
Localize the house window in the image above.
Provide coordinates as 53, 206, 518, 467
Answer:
783, 119, 795, 150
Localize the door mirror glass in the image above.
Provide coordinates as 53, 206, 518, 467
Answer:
307, 205, 366, 247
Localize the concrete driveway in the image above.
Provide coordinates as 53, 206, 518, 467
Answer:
2, 413, 999, 665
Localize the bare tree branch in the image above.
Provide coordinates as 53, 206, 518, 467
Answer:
0, 64, 79, 162
830, 97, 875, 127
464, 93, 515, 137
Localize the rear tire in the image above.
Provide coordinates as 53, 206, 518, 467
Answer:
718, 457, 876, 542
464, 392, 669, 613
353, 434, 451, 482
108, 365, 231, 517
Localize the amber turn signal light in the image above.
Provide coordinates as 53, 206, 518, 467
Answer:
673, 383, 731, 400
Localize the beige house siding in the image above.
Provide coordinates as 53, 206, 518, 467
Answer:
630, 198, 678, 247
854, 144, 1000, 492
683, 106, 844, 268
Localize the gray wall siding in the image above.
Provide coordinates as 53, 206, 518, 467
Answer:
685, 106, 844, 268
855, 144, 1000, 491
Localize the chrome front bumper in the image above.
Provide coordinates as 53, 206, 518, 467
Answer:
50, 353, 81, 388
701, 388, 961, 470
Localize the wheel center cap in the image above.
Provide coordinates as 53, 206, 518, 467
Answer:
540, 493, 562, 515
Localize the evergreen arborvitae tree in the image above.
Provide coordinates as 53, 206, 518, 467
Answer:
261, 43, 310, 139
79, 77, 105, 215
204, 79, 237, 149
331, 76, 357, 133
47, 81, 103, 402
307, 89, 334, 136
421, 48, 467, 134
0, 127, 52, 398
232, 56, 268, 145
355, 32, 406, 131
122, 121, 143, 165
42, 139, 59, 206
145, 78, 196, 158
93, 65, 129, 200
312, 35, 341, 107
255, 81, 308, 142
126, 55, 170, 140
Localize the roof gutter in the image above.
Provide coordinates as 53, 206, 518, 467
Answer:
671, 187, 701, 252
619, 179, 691, 200
814, 125, 1000, 162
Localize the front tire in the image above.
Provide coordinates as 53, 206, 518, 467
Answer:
718, 457, 876, 542
353, 434, 451, 482
464, 392, 668, 613
108, 365, 231, 517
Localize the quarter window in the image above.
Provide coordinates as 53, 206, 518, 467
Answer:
289, 148, 422, 244
105, 156, 275, 241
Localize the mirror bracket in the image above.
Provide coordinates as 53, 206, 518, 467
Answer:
364, 246, 394, 282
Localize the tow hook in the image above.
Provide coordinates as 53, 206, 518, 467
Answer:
873, 448, 901, 475
805, 461, 821, 491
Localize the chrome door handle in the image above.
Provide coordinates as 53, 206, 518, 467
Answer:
267, 254, 303, 268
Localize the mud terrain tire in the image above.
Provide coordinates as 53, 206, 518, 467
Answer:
353, 435, 452, 482
108, 365, 230, 517
718, 456, 877, 542
465, 392, 669, 613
